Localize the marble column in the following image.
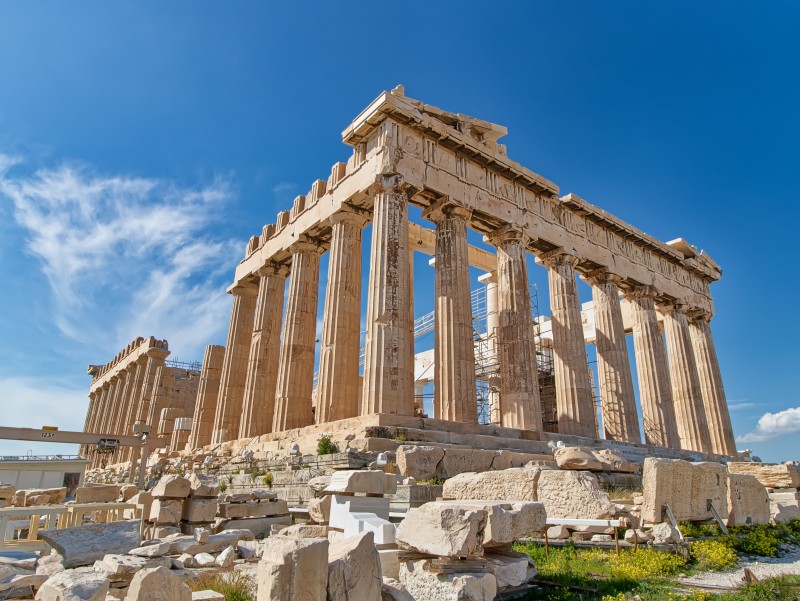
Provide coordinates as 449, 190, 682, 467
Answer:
239, 264, 289, 438
106, 372, 128, 437
689, 314, 736, 456
317, 209, 367, 423
211, 282, 258, 444
362, 179, 414, 417
96, 378, 118, 437
188, 344, 226, 449
424, 201, 477, 422
624, 288, 679, 447
661, 303, 712, 454
586, 271, 641, 443
539, 250, 595, 438
484, 226, 541, 430
80, 391, 99, 456
134, 349, 169, 435
121, 359, 147, 462
273, 238, 324, 432
479, 271, 501, 425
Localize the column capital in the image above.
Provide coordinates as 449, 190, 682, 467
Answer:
116, 370, 129, 381
656, 301, 689, 316
622, 285, 658, 301
256, 261, 290, 279
228, 281, 259, 297
368, 174, 415, 196
583, 268, 623, 287
422, 198, 472, 224
329, 205, 369, 229
537, 248, 581, 269
483, 224, 528, 247
288, 235, 326, 257
687, 308, 713, 324
145, 348, 170, 361
125, 362, 139, 375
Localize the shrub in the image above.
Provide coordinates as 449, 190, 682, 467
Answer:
218, 481, 227, 493
691, 539, 738, 570
189, 570, 255, 601
317, 435, 339, 456
262, 472, 273, 488
680, 522, 721, 538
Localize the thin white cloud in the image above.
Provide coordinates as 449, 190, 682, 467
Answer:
271, 181, 296, 199
737, 406, 800, 443
728, 401, 755, 410
0, 155, 243, 359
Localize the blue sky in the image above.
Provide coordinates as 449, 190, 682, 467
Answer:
0, 2, 798, 462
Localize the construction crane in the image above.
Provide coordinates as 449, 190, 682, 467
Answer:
0, 426, 167, 488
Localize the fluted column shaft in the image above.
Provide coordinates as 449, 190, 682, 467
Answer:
625, 289, 679, 447
485, 227, 541, 430
96, 378, 119, 436
135, 350, 169, 434
240, 265, 288, 437
106, 372, 128, 437
541, 251, 595, 438
424, 202, 477, 423
273, 240, 324, 432
212, 283, 258, 443
479, 271, 501, 425
188, 344, 226, 449
661, 304, 712, 453
587, 272, 641, 443
689, 315, 736, 456
317, 211, 367, 423
86, 387, 105, 434
121, 360, 147, 462
362, 180, 414, 416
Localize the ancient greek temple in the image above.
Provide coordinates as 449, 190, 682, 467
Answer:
84, 87, 736, 460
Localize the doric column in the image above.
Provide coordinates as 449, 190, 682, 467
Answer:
661, 303, 712, 454
211, 282, 258, 443
96, 377, 119, 436
424, 200, 477, 423
273, 238, 325, 432
80, 390, 99, 456
134, 348, 169, 434
120, 359, 147, 462
539, 250, 595, 438
362, 179, 414, 416
91, 383, 111, 433
478, 271, 501, 425
689, 313, 736, 456
484, 226, 541, 430
239, 264, 289, 437
586, 271, 641, 443
187, 344, 226, 449
317, 209, 367, 423
106, 372, 128, 436
624, 287, 679, 447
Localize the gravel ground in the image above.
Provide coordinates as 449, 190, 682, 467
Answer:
678, 544, 800, 589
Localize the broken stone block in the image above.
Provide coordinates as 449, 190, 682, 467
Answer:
149, 499, 182, 524
151, 475, 191, 499
307, 475, 332, 493
35, 568, 110, 601
623, 529, 652, 543
442, 468, 539, 501
378, 548, 401, 580
727, 474, 770, 526
396, 503, 486, 557
20, 487, 66, 506
381, 578, 414, 601
0, 484, 16, 505
399, 559, 497, 601
728, 462, 800, 489
182, 498, 218, 523
216, 516, 292, 538
769, 499, 800, 523
36, 553, 64, 577
396, 446, 445, 481
484, 551, 535, 588
327, 531, 382, 601
546, 525, 570, 540
39, 521, 141, 569
215, 546, 235, 568
177, 553, 197, 568
168, 529, 254, 555
641, 458, 728, 523
437, 500, 546, 547
75, 485, 121, 504
307, 495, 331, 524
94, 554, 171, 585
280, 524, 328, 539
194, 527, 210, 543
128, 541, 170, 558
436, 449, 496, 480
237, 540, 262, 560
218, 500, 288, 519
594, 450, 639, 473
124, 492, 152, 520
650, 522, 680, 544
536, 470, 615, 519
257, 536, 329, 601
194, 553, 216, 567
554, 447, 603, 471
120, 485, 138, 501
324, 470, 397, 496
188, 473, 220, 498
192, 591, 225, 601
126, 566, 191, 601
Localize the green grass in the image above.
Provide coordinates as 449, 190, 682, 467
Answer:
188, 570, 255, 601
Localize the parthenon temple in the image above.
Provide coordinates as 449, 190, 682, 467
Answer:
84, 87, 736, 460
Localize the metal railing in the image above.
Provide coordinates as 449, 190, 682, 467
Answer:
0, 454, 84, 462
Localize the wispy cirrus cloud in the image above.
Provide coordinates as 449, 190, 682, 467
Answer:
737, 406, 800, 443
0, 154, 243, 358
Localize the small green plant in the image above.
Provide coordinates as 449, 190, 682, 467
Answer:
680, 521, 721, 538
392, 434, 406, 442
691, 539, 738, 570
317, 435, 339, 456
418, 477, 446, 486
249, 466, 263, 480
218, 481, 227, 493
189, 570, 255, 601
262, 472, 273, 489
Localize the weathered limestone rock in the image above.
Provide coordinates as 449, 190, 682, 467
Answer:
257, 536, 329, 601
35, 568, 109, 601
149, 499, 182, 524
5, 572, 48, 592
19, 487, 66, 506
94, 554, 171, 585
381, 578, 414, 601
177, 553, 197, 568
442, 468, 540, 501
216, 516, 292, 538
119, 485, 138, 501
594, 450, 639, 473
124, 492, 152, 520
0, 484, 16, 505
167, 529, 254, 555
192, 591, 225, 601
39, 521, 141, 569
438, 500, 546, 546
727, 462, 800, 490
128, 541, 170, 558
216, 546, 235, 568
194, 553, 216, 567
536, 470, 615, 519
188, 473, 220, 498
399, 559, 497, 601
237, 540, 262, 560
75, 485, 121, 504
325, 471, 397, 496
546, 525, 570, 539
554, 448, 602, 471
650, 522, 681, 544
151, 475, 191, 499
307, 475, 332, 493
396, 503, 486, 557
327, 531, 382, 601
126, 566, 191, 601
280, 524, 328, 539
623, 529, 653, 543
307, 495, 331, 524
194, 527, 210, 543
484, 551, 535, 589
36, 553, 65, 577
182, 498, 218, 523
396, 446, 445, 481
727, 474, 770, 526
641, 458, 728, 523
218, 500, 288, 519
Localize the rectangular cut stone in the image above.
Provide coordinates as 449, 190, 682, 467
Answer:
727, 474, 770, 526
642, 458, 728, 523
181, 498, 218, 523
395, 502, 486, 557
149, 498, 182, 524
218, 500, 288, 519
442, 468, 540, 501
438, 500, 547, 546
188, 473, 220, 498
327, 531, 382, 601
257, 536, 329, 601
324, 470, 397, 496
151, 475, 191, 499
39, 520, 141, 568
536, 470, 616, 520
217, 516, 292, 538
727, 462, 800, 490
75, 485, 120, 504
